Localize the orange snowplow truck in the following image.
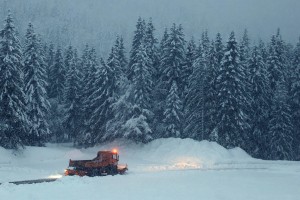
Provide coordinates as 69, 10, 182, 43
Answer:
65, 150, 128, 176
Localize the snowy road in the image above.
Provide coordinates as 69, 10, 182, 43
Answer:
1, 138, 300, 200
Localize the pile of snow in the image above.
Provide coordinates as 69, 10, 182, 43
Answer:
92, 138, 254, 172
0, 138, 254, 182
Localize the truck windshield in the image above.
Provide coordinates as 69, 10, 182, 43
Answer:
113, 154, 119, 160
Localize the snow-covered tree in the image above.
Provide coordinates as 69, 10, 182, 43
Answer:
64, 46, 74, 74
184, 52, 206, 140
45, 43, 55, 93
268, 82, 294, 160
290, 37, 300, 159
214, 32, 250, 149
201, 30, 210, 59
63, 46, 82, 142
123, 43, 153, 143
240, 29, 250, 63
23, 23, 50, 146
267, 31, 286, 92
49, 47, 65, 102
0, 13, 29, 149
215, 33, 224, 65
161, 23, 186, 95
248, 46, 271, 158
128, 17, 146, 80
115, 36, 128, 74
164, 81, 183, 138
205, 41, 219, 141
182, 38, 196, 93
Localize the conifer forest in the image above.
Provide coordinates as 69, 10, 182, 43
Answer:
0, 10, 300, 161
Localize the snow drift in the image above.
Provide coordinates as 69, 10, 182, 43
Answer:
0, 138, 253, 182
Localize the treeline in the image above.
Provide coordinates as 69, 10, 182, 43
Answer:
0, 13, 299, 160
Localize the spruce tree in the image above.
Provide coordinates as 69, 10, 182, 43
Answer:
63, 46, 81, 142
145, 18, 159, 83
164, 81, 183, 138
45, 43, 55, 94
64, 46, 74, 74
123, 43, 153, 143
183, 38, 196, 93
205, 41, 219, 141
290, 37, 300, 159
0, 13, 28, 149
215, 33, 224, 65
268, 82, 294, 160
240, 29, 250, 63
115, 36, 128, 74
49, 47, 65, 102
84, 46, 121, 145
248, 46, 271, 158
23, 23, 50, 146
214, 32, 250, 149
79, 47, 100, 145
184, 51, 206, 140
201, 30, 210, 59
86, 58, 117, 144
153, 28, 169, 138
128, 17, 146, 80
161, 23, 186, 95
267, 31, 286, 93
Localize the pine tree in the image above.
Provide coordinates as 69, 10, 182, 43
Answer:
201, 30, 210, 59
258, 40, 268, 64
64, 46, 74, 74
63, 46, 81, 142
248, 46, 271, 158
86, 58, 117, 144
267, 31, 286, 92
240, 29, 250, 63
0, 13, 29, 149
49, 47, 65, 102
183, 38, 196, 93
164, 81, 183, 138
78, 47, 100, 145
152, 28, 169, 138
23, 23, 50, 146
290, 37, 300, 159
184, 51, 206, 140
128, 17, 146, 80
84, 45, 121, 145
145, 18, 159, 83
205, 41, 219, 141
161, 23, 186, 95
215, 33, 224, 65
214, 32, 250, 149
115, 36, 128, 74
123, 43, 153, 143
268, 82, 294, 160
45, 43, 55, 94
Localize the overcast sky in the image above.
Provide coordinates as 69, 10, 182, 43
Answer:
1, 0, 299, 55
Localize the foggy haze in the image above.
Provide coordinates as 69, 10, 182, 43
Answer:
1, 0, 299, 56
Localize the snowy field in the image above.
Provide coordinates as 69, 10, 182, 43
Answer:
0, 138, 300, 200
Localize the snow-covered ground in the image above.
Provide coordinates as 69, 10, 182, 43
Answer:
0, 138, 300, 200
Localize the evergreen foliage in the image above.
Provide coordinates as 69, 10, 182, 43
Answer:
23, 23, 50, 146
0, 13, 29, 149
214, 32, 250, 149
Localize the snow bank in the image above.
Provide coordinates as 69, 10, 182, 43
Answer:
87, 138, 254, 172
0, 138, 255, 182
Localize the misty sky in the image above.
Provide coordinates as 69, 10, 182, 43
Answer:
1, 0, 299, 55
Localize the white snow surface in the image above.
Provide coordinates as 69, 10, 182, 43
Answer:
0, 138, 300, 200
